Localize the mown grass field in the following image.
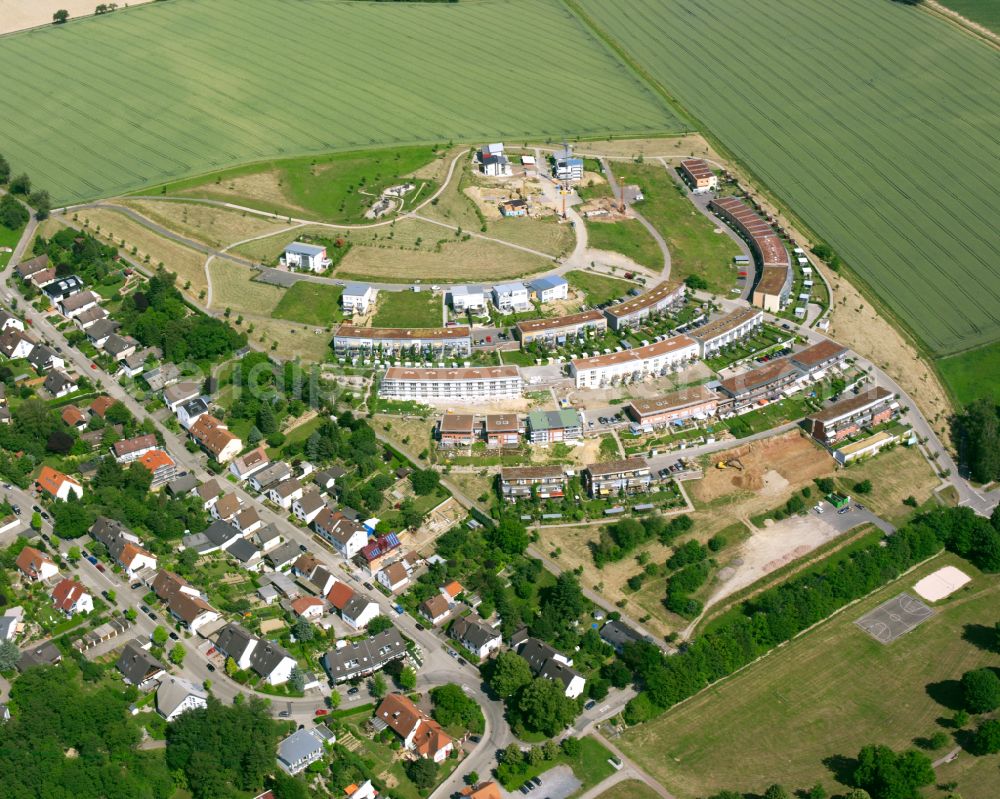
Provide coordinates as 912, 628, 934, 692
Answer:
937, 341, 1000, 407
614, 162, 739, 293
618, 553, 1000, 799
565, 269, 636, 306
585, 219, 662, 270
0, 0, 679, 206
271, 281, 344, 327
574, 0, 1000, 356
371, 291, 441, 328
941, 0, 1000, 32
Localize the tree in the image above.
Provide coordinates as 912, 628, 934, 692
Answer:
464, 771, 479, 785
764, 786, 790, 799
514, 677, 580, 737
500, 743, 523, 766
853, 744, 934, 799
0, 153, 9, 183
684, 274, 709, 291
807, 784, 828, 799
30, 511, 42, 531
289, 666, 305, 693
0, 194, 28, 230
961, 668, 1000, 713
404, 758, 438, 791
431, 683, 485, 734
398, 666, 417, 691
152, 626, 169, 645
972, 718, 1000, 755
854, 479, 873, 494
410, 468, 440, 496
843, 791, 872, 799
490, 512, 529, 554
367, 615, 393, 635
370, 672, 387, 698
489, 651, 533, 698
958, 399, 1000, 484
169, 643, 186, 666
561, 736, 581, 756
53, 9, 70, 23
272, 770, 310, 799
292, 618, 314, 642
0, 639, 19, 670
28, 190, 51, 221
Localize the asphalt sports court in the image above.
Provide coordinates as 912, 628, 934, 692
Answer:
854, 592, 933, 644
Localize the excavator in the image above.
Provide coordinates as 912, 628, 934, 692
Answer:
716, 458, 744, 471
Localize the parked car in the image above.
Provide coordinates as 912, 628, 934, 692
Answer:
415, 623, 425, 631
584, 699, 597, 710
278, 710, 291, 718
169, 631, 179, 641
140, 604, 151, 615
206, 663, 215, 672
130, 582, 142, 590
347, 686, 360, 696
10, 505, 20, 515
363, 582, 374, 591
31, 505, 41, 513
96, 564, 106, 573
315, 709, 329, 716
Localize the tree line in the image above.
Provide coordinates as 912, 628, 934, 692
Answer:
0, 152, 51, 223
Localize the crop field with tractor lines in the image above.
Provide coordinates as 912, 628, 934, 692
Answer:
573, 0, 1000, 357
0, 0, 679, 206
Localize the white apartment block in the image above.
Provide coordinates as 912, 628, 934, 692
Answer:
570, 335, 698, 389
334, 325, 472, 358
491, 282, 530, 312
342, 284, 374, 316
450, 285, 486, 313
379, 366, 523, 403
604, 282, 686, 330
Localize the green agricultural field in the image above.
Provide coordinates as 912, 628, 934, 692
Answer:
619, 553, 1000, 799
0, 0, 678, 206
941, 0, 1000, 33
271, 281, 344, 327
614, 162, 739, 293
565, 269, 636, 306
371, 290, 441, 328
573, 0, 1000, 356
585, 219, 663, 270
937, 341, 1000, 407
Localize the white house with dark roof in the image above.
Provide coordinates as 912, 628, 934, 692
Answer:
292, 491, 326, 525
516, 637, 586, 698
277, 726, 330, 775
156, 676, 208, 721
267, 477, 303, 510
177, 397, 209, 430
449, 616, 502, 659
491, 281, 530, 312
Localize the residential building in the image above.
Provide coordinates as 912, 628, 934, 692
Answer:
603, 281, 686, 330
584, 457, 652, 497
710, 197, 792, 312
176, 397, 209, 430
528, 275, 568, 303
449, 616, 502, 659
312, 466, 344, 493
61, 404, 88, 430
216, 623, 259, 670
516, 637, 586, 698
0, 309, 23, 333
419, 594, 451, 626
499, 466, 567, 501
314, 509, 369, 559
268, 477, 303, 509
211, 493, 242, 522
43, 275, 84, 302
137, 449, 178, 488
342, 595, 380, 630
116, 641, 167, 689
152, 570, 220, 635
27, 343, 63, 372
249, 639, 296, 685
625, 385, 720, 428
325, 581, 355, 615
379, 365, 522, 403
266, 542, 301, 571
468, 783, 503, 799
484, 413, 522, 447
449, 285, 486, 313
89, 395, 117, 419
189, 414, 242, 463
526, 409, 583, 443
356, 534, 401, 576
0, 606, 24, 642
229, 446, 270, 482
688, 307, 765, 357
163, 382, 200, 412
717, 357, 801, 407
570, 335, 699, 389
678, 158, 718, 193
553, 148, 584, 182
156, 677, 208, 721
117, 349, 148, 378
103, 333, 139, 362
599, 619, 644, 653
277, 727, 329, 775
291, 596, 325, 620
478, 143, 512, 177
438, 413, 476, 447
59, 290, 100, 319
0, 328, 35, 360
375, 693, 454, 762
43, 369, 77, 398
183, 520, 243, 555
117, 541, 157, 578
16, 640, 62, 672
113, 433, 158, 463
254, 523, 283, 553
35, 465, 83, 501
500, 198, 528, 217
344, 781, 378, 799
165, 475, 199, 497
292, 491, 326, 525
51, 578, 93, 615
249, 461, 293, 493
232, 506, 263, 536
28, 268, 56, 289
342, 283, 375, 316
515, 309, 606, 348
321, 627, 407, 683
805, 387, 897, 446
491, 281, 530, 312
376, 560, 410, 593
333, 324, 472, 358
790, 339, 849, 376
834, 428, 912, 466
282, 241, 330, 273
15, 254, 49, 281
75, 305, 110, 331
196, 479, 222, 511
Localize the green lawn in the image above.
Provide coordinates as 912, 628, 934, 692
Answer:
271, 281, 344, 326
371, 290, 441, 328
0, 0, 679, 206
585, 219, 663, 270
0, 221, 26, 268
940, 0, 1000, 32
613, 162, 739, 293
499, 736, 616, 791
574, 0, 1000, 356
937, 341, 1000, 407
596, 780, 660, 799
159, 146, 440, 223
619, 553, 999, 799
565, 269, 636, 306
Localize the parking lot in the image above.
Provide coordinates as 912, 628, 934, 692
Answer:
504, 764, 581, 799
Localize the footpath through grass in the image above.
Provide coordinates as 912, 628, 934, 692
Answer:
614, 162, 739, 293
619, 553, 999, 799
271, 281, 344, 327
585, 219, 663, 270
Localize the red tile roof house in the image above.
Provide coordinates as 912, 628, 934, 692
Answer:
291, 596, 325, 620
51, 578, 94, 615
419, 594, 452, 627
35, 465, 83, 501
376, 693, 454, 762
16, 546, 59, 582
